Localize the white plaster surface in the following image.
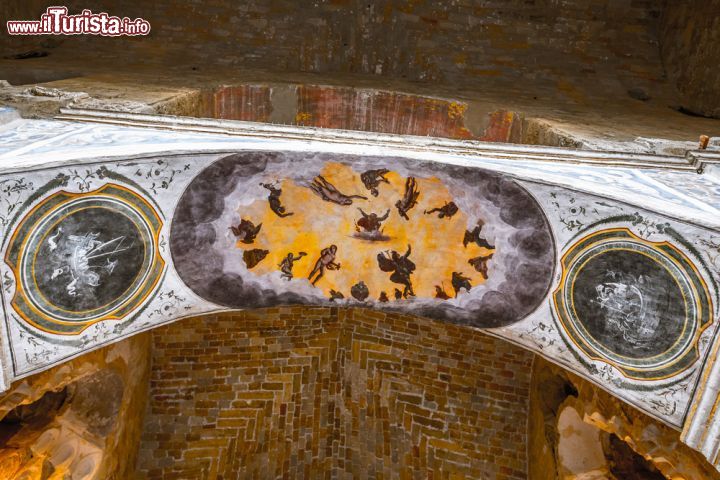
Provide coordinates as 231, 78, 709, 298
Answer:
0, 116, 717, 457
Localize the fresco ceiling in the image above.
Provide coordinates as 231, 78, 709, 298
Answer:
0, 114, 719, 464
170, 153, 554, 328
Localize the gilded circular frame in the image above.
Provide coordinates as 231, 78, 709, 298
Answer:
5, 184, 164, 335
553, 228, 712, 380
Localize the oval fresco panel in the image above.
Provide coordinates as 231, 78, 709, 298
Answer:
171, 152, 555, 328
553, 228, 712, 380
5, 184, 165, 335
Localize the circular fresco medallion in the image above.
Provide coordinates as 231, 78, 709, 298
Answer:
5, 184, 164, 335
553, 228, 712, 380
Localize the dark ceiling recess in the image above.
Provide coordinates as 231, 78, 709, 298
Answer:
0, 387, 68, 444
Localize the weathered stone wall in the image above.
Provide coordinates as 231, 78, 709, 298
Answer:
163, 83, 524, 142
1, 0, 665, 98
135, 308, 532, 479
4, 1, 719, 149
659, 0, 720, 119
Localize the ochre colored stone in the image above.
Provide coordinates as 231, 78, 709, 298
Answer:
0, 333, 152, 480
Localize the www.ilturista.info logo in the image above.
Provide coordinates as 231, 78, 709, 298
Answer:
7, 7, 151, 36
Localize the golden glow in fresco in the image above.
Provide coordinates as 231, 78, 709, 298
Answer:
236, 162, 494, 300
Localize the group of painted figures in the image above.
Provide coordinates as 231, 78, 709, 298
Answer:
230, 169, 495, 302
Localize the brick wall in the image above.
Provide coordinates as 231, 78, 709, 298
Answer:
6, 0, 714, 146
135, 308, 533, 479
660, 0, 720, 118
2, 0, 665, 98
